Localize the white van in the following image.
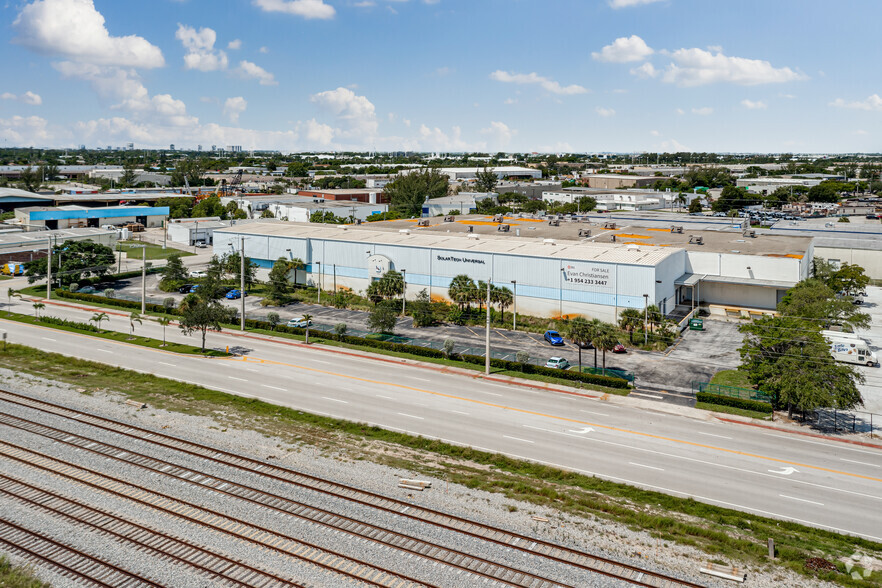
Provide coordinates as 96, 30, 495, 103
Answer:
826, 336, 877, 367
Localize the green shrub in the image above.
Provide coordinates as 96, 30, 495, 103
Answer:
39, 316, 99, 332
696, 392, 773, 414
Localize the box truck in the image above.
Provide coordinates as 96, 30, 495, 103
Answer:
822, 332, 877, 366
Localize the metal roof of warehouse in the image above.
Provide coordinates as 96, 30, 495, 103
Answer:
215, 221, 678, 266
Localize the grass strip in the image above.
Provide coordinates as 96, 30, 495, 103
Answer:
694, 401, 772, 420
0, 556, 50, 588
709, 369, 754, 388
0, 342, 877, 587
117, 241, 195, 260
1, 312, 228, 357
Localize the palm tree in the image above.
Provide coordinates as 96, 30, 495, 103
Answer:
156, 317, 171, 346
592, 323, 620, 372
618, 308, 642, 344
7, 288, 20, 315
302, 313, 313, 344
566, 316, 592, 372
586, 318, 605, 369
447, 274, 476, 311
491, 285, 513, 324
32, 302, 45, 318
646, 304, 663, 334
129, 312, 142, 338
90, 312, 109, 332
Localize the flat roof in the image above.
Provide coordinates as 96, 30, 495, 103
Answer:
0, 227, 115, 247
362, 213, 811, 257
216, 220, 678, 266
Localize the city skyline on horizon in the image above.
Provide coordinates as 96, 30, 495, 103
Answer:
1, 0, 880, 154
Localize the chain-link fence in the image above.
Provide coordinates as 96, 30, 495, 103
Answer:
805, 408, 880, 439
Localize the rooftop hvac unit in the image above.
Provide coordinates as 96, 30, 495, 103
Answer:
743, 229, 756, 238
417, 219, 429, 227
543, 238, 556, 245
399, 229, 410, 235
467, 233, 479, 239
497, 224, 510, 232
578, 229, 591, 237
689, 235, 704, 245
549, 219, 560, 226
444, 215, 455, 222
337, 225, 348, 229
627, 244, 641, 251
670, 225, 683, 233
603, 222, 616, 229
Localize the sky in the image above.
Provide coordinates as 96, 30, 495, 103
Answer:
1, 0, 880, 154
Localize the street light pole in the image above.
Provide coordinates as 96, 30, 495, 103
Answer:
46, 238, 51, 300
141, 246, 146, 314
511, 280, 517, 331
485, 279, 491, 375
401, 269, 406, 316
643, 293, 649, 345
240, 236, 245, 331
316, 261, 321, 303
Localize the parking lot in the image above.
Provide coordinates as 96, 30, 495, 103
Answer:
852, 286, 882, 414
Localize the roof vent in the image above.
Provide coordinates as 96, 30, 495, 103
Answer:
337, 225, 348, 230
467, 233, 479, 239
399, 229, 410, 235
627, 244, 640, 251
543, 238, 556, 245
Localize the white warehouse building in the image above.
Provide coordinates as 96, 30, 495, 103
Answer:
213, 217, 812, 322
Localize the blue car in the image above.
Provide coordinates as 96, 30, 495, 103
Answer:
544, 330, 564, 346
225, 289, 247, 299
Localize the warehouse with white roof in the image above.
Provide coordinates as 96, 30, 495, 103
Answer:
214, 214, 813, 322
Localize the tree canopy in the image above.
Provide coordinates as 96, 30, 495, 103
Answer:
25, 239, 115, 285
384, 169, 449, 217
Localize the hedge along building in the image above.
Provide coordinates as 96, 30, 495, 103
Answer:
213, 219, 812, 322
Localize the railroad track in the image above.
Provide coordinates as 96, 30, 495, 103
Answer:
0, 441, 429, 588
0, 388, 706, 588
0, 473, 305, 588
0, 516, 164, 588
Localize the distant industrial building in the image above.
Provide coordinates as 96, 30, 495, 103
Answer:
581, 175, 658, 190
295, 188, 388, 204
0, 227, 117, 264
402, 167, 542, 181
736, 177, 824, 193
422, 193, 497, 217
219, 194, 387, 221
14, 205, 169, 231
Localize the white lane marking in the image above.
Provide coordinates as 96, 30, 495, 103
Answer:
522, 424, 882, 503
409, 377, 432, 382
503, 435, 535, 444
327, 416, 882, 542
629, 462, 664, 471
97, 349, 113, 353
246, 368, 260, 373
696, 431, 733, 440
262, 385, 285, 391
479, 391, 503, 397
310, 359, 332, 365
41, 337, 56, 342
376, 395, 394, 400
579, 410, 609, 417
322, 397, 348, 404
450, 410, 470, 415
841, 458, 881, 468
780, 494, 824, 506
630, 392, 664, 399
768, 467, 799, 476
397, 413, 424, 420
228, 376, 247, 382
762, 432, 879, 455
158, 362, 177, 367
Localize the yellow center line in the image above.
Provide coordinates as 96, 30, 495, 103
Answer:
223, 354, 882, 484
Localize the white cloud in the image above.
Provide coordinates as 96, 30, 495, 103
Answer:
855, 130, 868, 135
504, 98, 517, 105
779, 93, 796, 99
630, 62, 658, 79
403, 118, 411, 127
303, 118, 334, 146
354, 1, 376, 7
830, 95, 882, 111
675, 108, 685, 115
417, 124, 482, 151
609, 0, 663, 7
259, 46, 269, 54
223, 96, 247, 123
434, 66, 453, 76
227, 39, 242, 50
310, 87, 378, 137
660, 138, 688, 151
595, 106, 616, 117
480, 121, 515, 147
176, 24, 228, 72
489, 70, 587, 95
0, 91, 42, 105
662, 48, 805, 87
592, 35, 653, 63
252, 0, 335, 19
54, 61, 197, 127
741, 99, 767, 110
691, 107, 713, 115
234, 60, 277, 85
649, 130, 660, 136
0, 115, 54, 145
13, 0, 164, 68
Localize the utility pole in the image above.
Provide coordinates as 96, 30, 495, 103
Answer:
401, 269, 407, 316
316, 262, 321, 303
141, 246, 146, 314
46, 238, 51, 300
485, 279, 491, 375
511, 280, 517, 331
240, 236, 245, 331
643, 293, 649, 345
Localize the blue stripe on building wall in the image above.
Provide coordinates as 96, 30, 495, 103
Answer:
30, 207, 169, 221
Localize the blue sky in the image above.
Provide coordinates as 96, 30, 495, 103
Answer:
1, 0, 880, 153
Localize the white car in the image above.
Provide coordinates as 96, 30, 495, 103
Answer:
286, 317, 312, 328
189, 270, 207, 278
545, 357, 570, 370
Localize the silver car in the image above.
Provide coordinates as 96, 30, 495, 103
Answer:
545, 357, 570, 370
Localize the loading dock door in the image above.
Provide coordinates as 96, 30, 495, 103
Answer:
136, 215, 147, 226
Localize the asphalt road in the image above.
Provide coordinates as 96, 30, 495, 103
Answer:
1, 296, 881, 542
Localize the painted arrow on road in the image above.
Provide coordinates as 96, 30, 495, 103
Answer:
769, 467, 799, 475
568, 427, 595, 434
